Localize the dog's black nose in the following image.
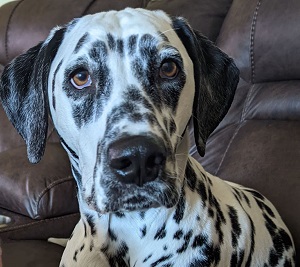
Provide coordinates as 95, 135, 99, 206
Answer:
107, 136, 166, 186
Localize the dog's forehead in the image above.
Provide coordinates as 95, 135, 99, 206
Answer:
67, 8, 174, 44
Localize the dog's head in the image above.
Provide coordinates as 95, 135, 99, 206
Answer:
0, 8, 239, 213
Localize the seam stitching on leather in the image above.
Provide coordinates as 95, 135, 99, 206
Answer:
35, 176, 75, 218
250, 0, 262, 84
143, 0, 151, 8
82, 0, 97, 16
4, 0, 24, 61
215, 83, 256, 175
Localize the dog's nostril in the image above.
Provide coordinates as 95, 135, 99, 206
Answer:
146, 154, 165, 169
110, 157, 132, 171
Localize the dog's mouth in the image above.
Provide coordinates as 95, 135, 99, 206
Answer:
83, 135, 182, 213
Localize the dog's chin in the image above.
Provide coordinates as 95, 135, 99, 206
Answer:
84, 181, 180, 214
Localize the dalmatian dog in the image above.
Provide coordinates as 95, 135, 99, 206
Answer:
0, 8, 296, 267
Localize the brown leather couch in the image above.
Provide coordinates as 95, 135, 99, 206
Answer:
0, 0, 299, 266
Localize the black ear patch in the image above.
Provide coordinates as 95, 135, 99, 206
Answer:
172, 17, 240, 156
0, 27, 65, 163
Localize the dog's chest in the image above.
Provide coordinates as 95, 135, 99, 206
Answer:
96, 202, 207, 266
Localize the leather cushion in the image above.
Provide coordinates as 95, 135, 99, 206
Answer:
218, 0, 300, 83
2, 240, 64, 267
0, 143, 78, 219
147, 0, 233, 42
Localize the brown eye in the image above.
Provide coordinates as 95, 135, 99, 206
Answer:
159, 61, 178, 79
70, 69, 92, 89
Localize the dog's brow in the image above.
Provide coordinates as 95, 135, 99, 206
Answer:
106, 33, 125, 56
89, 40, 108, 62
127, 35, 138, 55
74, 33, 90, 54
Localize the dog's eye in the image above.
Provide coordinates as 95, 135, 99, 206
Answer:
70, 69, 92, 89
159, 61, 178, 79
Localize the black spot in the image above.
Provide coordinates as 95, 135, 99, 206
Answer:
208, 208, 214, 218
279, 228, 293, 250
283, 258, 292, 267
124, 85, 143, 103
154, 223, 167, 240
74, 33, 90, 54
85, 214, 97, 236
72, 95, 95, 128
115, 211, 125, 218
185, 162, 197, 191
121, 101, 139, 114
142, 97, 155, 113
69, 231, 74, 240
163, 245, 168, 251
73, 250, 78, 262
269, 248, 280, 266
139, 211, 146, 220
139, 34, 157, 60
141, 225, 147, 238
215, 213, 224, 244
245, 215, 255, 267
245, 189, 265, 200
89, 240, 94, 252
189, 259, 204, 267
242, 191, 251, 207
237, 249, 245, 266
192, 234, 208, 248
86, 184, 96, 207
143, 254, 153, 263
173, 188, 185, 224
89, 40, 108, 62
60, 137, 79, 159
144, 112, 157, 126
214, 246, 221, 265
116, 242, 129, 258
176, 230, 193, 253
80, 244, 85, 251
128, 34, 138, 55
173, 229, 184, 240
83, 221, 87, 237
67, 18, 79, 32
263, 203, 275, 218
117, 39, 124, 56
230, 252, 238, 267
163, 117, 168, 130
228, 205, 241, 248
150, 254, 172, 267
196, 179, 207, 204
169, 119, 177, 135
108, 227, 118, 241
264, 213, 277, 236
188, 243, 221, 267
131, 113, 143, 122
52, 59, 63, 110
204, 243, 221, 266
107, 33, 116, 50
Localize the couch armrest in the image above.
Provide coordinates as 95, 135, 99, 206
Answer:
0, 143, 78, 219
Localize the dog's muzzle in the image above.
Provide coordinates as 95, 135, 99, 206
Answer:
107, 136, 167, 186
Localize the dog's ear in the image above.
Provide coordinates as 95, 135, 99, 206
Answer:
0, 27, 65, 163
172, 17, 240, 157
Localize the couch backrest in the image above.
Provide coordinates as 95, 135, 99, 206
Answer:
218, 0, 300, 84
